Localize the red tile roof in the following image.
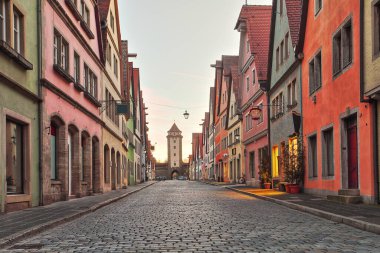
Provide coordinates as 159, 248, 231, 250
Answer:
168, 123, 181, 133
235, 5, 272, 81
285, 0, 303, 48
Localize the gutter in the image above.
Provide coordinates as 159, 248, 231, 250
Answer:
37, 0, 43, 205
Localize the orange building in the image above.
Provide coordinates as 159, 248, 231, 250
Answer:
302, 0, 376, 203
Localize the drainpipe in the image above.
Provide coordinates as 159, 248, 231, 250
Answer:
374, 103, 380, 204
37, 0, 43, 206
360, 0, 370, 104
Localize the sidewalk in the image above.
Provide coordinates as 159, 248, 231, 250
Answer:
0, 181, 156, 248
206, 182, 380, 235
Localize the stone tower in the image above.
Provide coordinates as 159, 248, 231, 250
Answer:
167, 123, 183, 168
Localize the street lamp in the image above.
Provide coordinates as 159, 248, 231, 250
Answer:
183, 110, 190, 119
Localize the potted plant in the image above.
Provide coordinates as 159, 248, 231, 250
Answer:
258, 151, 272, 189
283, 135, 305, 194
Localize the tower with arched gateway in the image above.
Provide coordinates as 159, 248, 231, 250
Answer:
155, 123, 189, 179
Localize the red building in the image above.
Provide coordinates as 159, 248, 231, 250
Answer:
235, 5, 272, 187
213, 56, 239, 182
302, 0, 376, 203
41, 0, 103, 204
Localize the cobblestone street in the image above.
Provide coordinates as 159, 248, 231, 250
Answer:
4, 181, 380, 252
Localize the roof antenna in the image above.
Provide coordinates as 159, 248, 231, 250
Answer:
245, 0, 248, 5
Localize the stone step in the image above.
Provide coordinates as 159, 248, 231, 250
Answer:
327, 195, 362, 204
338, 189, 360, 196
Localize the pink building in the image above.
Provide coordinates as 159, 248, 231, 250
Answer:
235, 5, 272, 187
40, 0, 103, 204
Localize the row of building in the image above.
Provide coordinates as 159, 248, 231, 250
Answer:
0, 0, 155, 213
190, 0, 380, 204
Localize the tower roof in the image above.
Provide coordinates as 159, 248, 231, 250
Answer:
168, 123, 181, 133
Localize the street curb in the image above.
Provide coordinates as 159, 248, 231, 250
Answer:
0, 182, 156, 249
225, 186, 380, 235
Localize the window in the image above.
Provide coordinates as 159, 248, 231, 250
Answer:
110, 11, 115, 33
315, 0, 322, 15
249, 151, 255, 178
113, 54, 118, 78
174, 146, 176, 149
374, 1, 380, 57
6, 120, 24, 194
280, 40, 284, 64
285, 33, 289, 59
84, 64, 89, 91
54, 33, 58, 65
246, 40, 249, 53
280, 0, 283, 15
50, 124, 57, 180
245, 114, 253, 131
13, 9, 22, 53
246, 76, 249, 92
74, 52, 80, 83
54, 31, 69, 71
0, 0, 6, 41
276, 47, 279, 70
84, 64, 97, 98
107, 43, 111, 64
81, 1, 89, 25
174, 153, 176, 156
333, 19, 352, 76
257, 103, 263, 124
309, 51, 322, 94
308, 135, 318, 178
322, 128, 334, 177
252, 69, 256, 84
287, 79, 297, 106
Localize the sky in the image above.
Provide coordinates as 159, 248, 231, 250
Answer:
118, 0, 272, 162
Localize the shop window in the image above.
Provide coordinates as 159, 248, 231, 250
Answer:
249, 151, 255, 178
6, 120, 24, 194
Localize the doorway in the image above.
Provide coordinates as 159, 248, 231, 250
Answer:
68, 134, 72, 196
347, 116, 358, 189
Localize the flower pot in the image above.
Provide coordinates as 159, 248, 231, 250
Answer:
288, 184, 301, 194
285, 184, 290, 193
264, 182, 271, 189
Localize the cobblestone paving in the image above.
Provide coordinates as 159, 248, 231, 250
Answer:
3, 181, 380, 252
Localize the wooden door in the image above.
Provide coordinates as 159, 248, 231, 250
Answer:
347, 122, 358, 189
